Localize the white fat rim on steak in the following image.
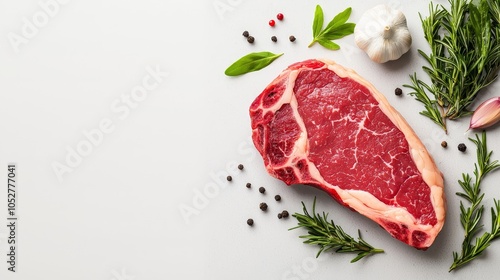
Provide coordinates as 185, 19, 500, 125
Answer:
257, 59, 445, 248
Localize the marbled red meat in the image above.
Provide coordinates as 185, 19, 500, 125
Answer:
250, 59, 445, 249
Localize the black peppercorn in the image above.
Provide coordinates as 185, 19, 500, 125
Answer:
289, 35, 296, 42
247, 218, 254, 226
277, 213, 283, 219
281, 210, 289, 218
246, 183, 251, 188
238, 164, 244, 170
259, 187, 266, 194
247, 36, 255, 44
271, 36, 277, 42
226, 175, 232, 182
395, 88, 403, 96
259, 202, 268, 211
242, 30, 249, 37
458, 143, 467, 152
274, 195, 281, 201
441, 141, 448, 148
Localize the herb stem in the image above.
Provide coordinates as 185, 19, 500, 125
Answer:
450, 132, 500, 271
309, 5, 355, 51
405, 0, 500, 132
290, 198, 384, 263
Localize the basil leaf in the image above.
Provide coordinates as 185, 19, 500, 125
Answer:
308, 5, 355, 50
322, 23, 356, 40
312, 5, 324, 38
225, 52, 284, 76
324, 7, 352, 32
317, 39, 340, 50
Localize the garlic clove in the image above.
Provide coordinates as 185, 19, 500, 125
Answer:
469, 97, 500, 129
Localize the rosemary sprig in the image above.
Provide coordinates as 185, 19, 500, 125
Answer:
289, 198, 384, 263
405, 0, 500, 133
450, 132, 500, 271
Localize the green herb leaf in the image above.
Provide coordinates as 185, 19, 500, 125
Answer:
224, 52, 283, 76
323, 23, 356, 40
308, 5, 355, 49
405, 0, 500, 133
317, 39, 340, 50
290, 197, 384, 263
450, 132, 500, 271
325, 7, 352, 31
312, 5, 324, 38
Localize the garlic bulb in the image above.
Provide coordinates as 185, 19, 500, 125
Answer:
354, 5, 412, 63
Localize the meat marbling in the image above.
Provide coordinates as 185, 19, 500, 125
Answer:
249, 59, 445, 249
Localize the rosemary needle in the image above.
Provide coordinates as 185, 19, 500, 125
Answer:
289, 197, 384, 263
450, 132, 500, 271
405, 0, 500, 133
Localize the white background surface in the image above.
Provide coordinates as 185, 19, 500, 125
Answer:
0, 0, 499, 279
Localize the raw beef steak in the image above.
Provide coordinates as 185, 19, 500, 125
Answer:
250, 59, 445, 249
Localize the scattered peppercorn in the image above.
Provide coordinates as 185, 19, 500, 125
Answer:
277, 213, 283, 219
441, 141, 448, 148
458, 143, 467, 152
259, 202, 268, 211
247, 218, 254, 226
259, 187, 266, 194
281, 210, 289, 218
242, 30, 249, 37
395, 88, 403, 96
246, 183, 251, 188
274, 195, 281, 201
226, 175, 232, 181
269, 19, 276, 27
277, 13, 284, 21
271, 36, 277, 42
247, 36, 255, 44
289, 35, 296, 42
238, 164, 244, 170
